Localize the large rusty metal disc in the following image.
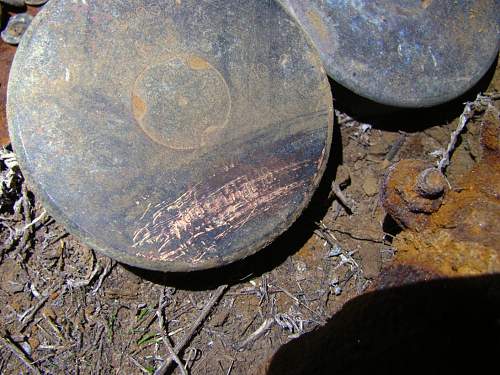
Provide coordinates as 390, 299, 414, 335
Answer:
8, 0, 333, 271
280, 0, 500, 107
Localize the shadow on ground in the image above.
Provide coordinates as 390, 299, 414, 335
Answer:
331, 56, 498, 132
264, 273, 500, 375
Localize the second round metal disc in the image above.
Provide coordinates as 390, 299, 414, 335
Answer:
281, 0, 499, 107
8, 0, 333, 271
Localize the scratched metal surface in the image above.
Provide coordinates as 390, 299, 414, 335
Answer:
280, 0, 500, 107
7, 0, 333, 271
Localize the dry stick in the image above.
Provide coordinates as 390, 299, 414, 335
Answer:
155, 284, 228, 375
316, 221, 384, 244
382, 133, 406, 169
330, 228, 384, 244
157, 292, 188, 375
16, 185, 33, 256
23, 210, 46, 231
19, 293, 50, 331
329, 181, 353, 212
236, 318, 274, 350
91, 259, 115, 295
438, 100, 474, 172
438, 93, 498, 172
0, 334, 41, 375
271, 284, 327, 325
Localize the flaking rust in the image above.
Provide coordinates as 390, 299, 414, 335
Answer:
380, 105, 500, 283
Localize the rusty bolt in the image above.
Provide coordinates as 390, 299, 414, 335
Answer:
416, 168, 447, 198
381, 159, 449, 230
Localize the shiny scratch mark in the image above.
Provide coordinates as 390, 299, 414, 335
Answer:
132, 159, 314, 261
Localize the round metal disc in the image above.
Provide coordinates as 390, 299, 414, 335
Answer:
280, 0, 500, 107
8, 0, 333, 271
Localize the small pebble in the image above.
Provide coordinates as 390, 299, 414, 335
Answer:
333, 285, 342, 296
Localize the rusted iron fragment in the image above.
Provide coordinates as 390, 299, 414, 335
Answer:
280, 0, 499, 107
7, 0, 333, 272
0, 41, 16, 146
380, 159, 448, 230
384, 106, 500, 278
0, 5, 42, 146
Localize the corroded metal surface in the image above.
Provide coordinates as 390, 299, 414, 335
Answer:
1, 5, 42, 146
381, 105, 500, 279
7, 0, 333, 271
280, 0, 500, 107
0, 41, 16, 146
380, 160, 448, 230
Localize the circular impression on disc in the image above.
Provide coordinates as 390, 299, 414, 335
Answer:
8, 0, 333, 272
280, 0, 499, 107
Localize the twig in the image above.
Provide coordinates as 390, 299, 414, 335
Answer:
236, 318, 274, 350
226, 359, 235, 375
382, 132, 406, 169
157, 290, 187, 375
91, 259, 114, 295
438, 102, 473, 171
22, 210, 46, 231
0, 334, 41, 375
271, 284, 326, 324
329, 181, 353, 213
154, 284, 228, 375
66, 263, 102, 288
438, 93, 497, 172
16, 184, 33, 255
19, 293, 50, 331
329, 228, 384, 244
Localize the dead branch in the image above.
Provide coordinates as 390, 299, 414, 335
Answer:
0, 333, 41, 375
329, 181, 354, 212
438, 93, 497, 172
157, 290, 188, 375
236, 318, 274, 351
154, 284, 228, 375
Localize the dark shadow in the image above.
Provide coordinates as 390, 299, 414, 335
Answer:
381, 215, 403, 242
266, 269, 500, 375
126, 120, 344, 290
1, 4, 28, 27
331, 57, 498, 133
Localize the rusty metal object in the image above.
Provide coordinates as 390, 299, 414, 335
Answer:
0, 41, 16, 146
1, 13, 32, 45
279, 0, 500, 107
0, 6, 43, 146
380, 160, 448, 230
7, 0, 333, 272
380, 105, 500, 281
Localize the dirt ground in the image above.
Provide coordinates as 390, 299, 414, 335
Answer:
1, 5, 499, 374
